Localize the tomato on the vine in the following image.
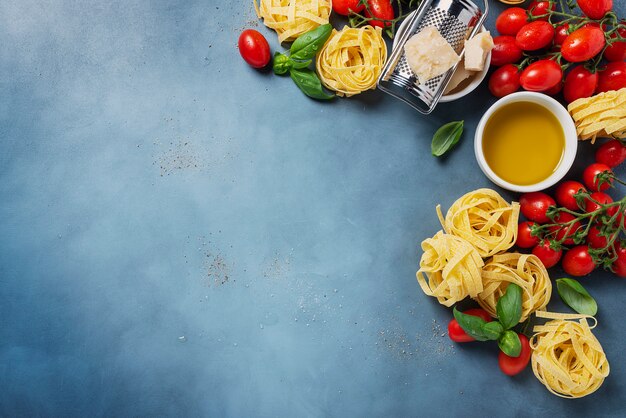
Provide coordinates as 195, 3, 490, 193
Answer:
562, 245, 596, 277
554, 23, 570, 47
364, 0, 394, 28
496, 7, 528, 36
332, 0, 365, 16
596, 62, 626, 93
577, 0, 613, 20
517, 221, 540, 248
555, 180, 586, 211
563, 66, 598, 103
596, 139, 626, 168
587, 224, 613, 249
515, 21, 555, 51
561, 26, 606, 62
585, 192, 616, 215
548, 212, 582, 246
583, 163, 614, 192
520, 60, 562, 92
520, 192, 555, 224
491, 36, 524, 66
527, 1, 556, 21
532, 240, 562, 268
499, 334, 531, 376
605, 26, 626, 62
448, 308, 492, 343
238, 29, 271, 69
489, 64, 521, 97
612, 244, 626, 277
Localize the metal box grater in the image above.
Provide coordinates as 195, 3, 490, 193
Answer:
377, 0, 489, 114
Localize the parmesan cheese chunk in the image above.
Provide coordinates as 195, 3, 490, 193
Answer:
404, 27, 460, 84
464, 31, 494, 72
444, 65, 475, 94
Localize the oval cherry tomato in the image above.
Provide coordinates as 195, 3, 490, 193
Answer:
605, 26, 626, 62
527, 1, 556, 21
587, 224, 614, 249
448, 308, 492, 343
583, 163, 614, 192
548, 212, 582, 246
562, 245, 596, 276
520, 192, 556, 224
554, 23, 570, 47
332, 0, 365, 15
533, 240, 563, 268
499, 334, 531, 376
563, 66, 598, 103
496, 7, 528, 36
596, 62, 626, 93
578, 0, 612, 20
491, 36, 524, 66
585, 192, 615, 215
364, 0, 394, 28
520, 59, 562, 92
612, 244, 626, 277
489, 64, 521, 98
516, 21, 555, 51
596, 139, 626, 168
517, 221, 540, 248
555, 180, 586, 211
238, 29, 271, 69
561, 26, 606, 63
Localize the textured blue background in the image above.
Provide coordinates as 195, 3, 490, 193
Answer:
1, 1, 625, 416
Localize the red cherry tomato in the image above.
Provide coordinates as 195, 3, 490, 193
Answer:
520, 60, 562, 92
587, 224, 614, 249
491, 36, 524, 66
364, 0, 394, 28
527, 1, 556, 21
612, 244, 626, 277
489, 64, 521, 98
517, 221, 540, 248
554, 23, 570, 47
548, 212, 582, 246
520, 192, 556, 224
533, 240, 563, 268
561, 26, 606, 63
577, 0, 612, 20
563, 66, 598, 103
496, 7, 528, 36
555, 180, 586, 211
238, 29, 271, 69
596, 139, 626, 168
448, 308, 492, 343
583, 163, 614, 192
596, 62, 626, 93
499, 334, 531, 376
585, 192, 615, 215
332, 0, 365, 15
605, 26, 626, 62
562, 245, 596, 276
515, 21, 555, 51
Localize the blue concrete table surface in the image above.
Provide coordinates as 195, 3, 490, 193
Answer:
1, 1, 624, 417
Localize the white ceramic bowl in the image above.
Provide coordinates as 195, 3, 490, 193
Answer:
474, 92, 578, 193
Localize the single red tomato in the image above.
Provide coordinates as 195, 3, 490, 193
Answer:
527, 1, 556, 21
612, 244, 626, 277
448, 308, 492, 343
491, 36, 524, 66
489, 64, 521, 97
554, 23, 570, 46
364, 0, 394, 28
496, 7, 528, 36
499, 334, 531, 376
555, 180, 586, 211
596, 62, 626, 93
562, 245, 596, 276
332, 0, 365, 15
585, 192, 615, 215
532, 240, 563, 268
578, 0, 612, 20
238, 29, 271, 69
587, 224, 614, 249
561, 26, 606, 62
520, 60, 562, 92
596, 139, 626, 168
563, 66, 598, 103
548, 212, 582, 246
605, 26, 626, 62
515, 21, 555, 51
520, 192, 556, 223
583, 163, 614, 192
517, 221, 540, 248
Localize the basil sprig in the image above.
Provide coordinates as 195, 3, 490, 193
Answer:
496, 283, 522, 330
431, 121, 464, 157
498, 330, 522, 357
290, 68, 334, 100
556, 278, 598, 316
290, 24, 332, 61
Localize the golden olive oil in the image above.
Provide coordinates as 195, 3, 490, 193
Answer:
482, 101, 565, 186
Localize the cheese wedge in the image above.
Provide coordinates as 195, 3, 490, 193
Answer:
464, 31, 494, 71
404, 27, 460, 84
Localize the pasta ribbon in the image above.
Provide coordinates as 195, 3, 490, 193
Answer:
254, 0, 331, 44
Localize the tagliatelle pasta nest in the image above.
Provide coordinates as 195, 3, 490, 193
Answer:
531, 311, 610, 399
437, 188, 519, 258
254, 0, 331, 43
416, 231, 484, 307
316, 26, 387, 97
567, 88, 626, 143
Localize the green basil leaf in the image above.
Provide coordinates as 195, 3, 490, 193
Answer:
481, 321, 504, 340
291, 59, 312, 69
496, 283, 523, 330
289, 68, 334, 100
556, 278, 598, 316
498, 331, 522, 357
290, 23, 332, 61
453, 307, 496, 341
273, 52, 292, 75
431, 121, 464, 157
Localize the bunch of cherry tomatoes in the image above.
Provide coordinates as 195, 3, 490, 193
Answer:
489, 0, 626, 102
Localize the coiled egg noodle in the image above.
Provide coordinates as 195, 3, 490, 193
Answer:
254, 0, 331, 44
531, 311, 609, 399
436, 188, 519, 258
416, 231, 484, 307
315, 26, 387, 97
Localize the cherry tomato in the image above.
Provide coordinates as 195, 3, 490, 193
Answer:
496, 7, 528, 36
364, 0, 394, 28
238, 29, 271, 69
448, 308, 492, 343
520, 60, 562, 92
489, 64, 521, 98
555, 180, 586, 211
604, 26, 626, 62
562, 245, 596, 276
332, 0, 365, 15
587, 224, 614, 249
612, 244, 626, 277
585, 192, 616, 215
561, 26, 606, 63
516, 21, 555, 51
499, 334, 531, 376
527, 1, 556, 21
596, 62, 626, 93
517, 221, 540, 248
583, 163, 613, 192
520, 192, 556, 224
491, 36, 524, 66
554, 23, 570, 47
596, 139, 626, 168
548, 212, 582, 246
563, 66, 598, 103
533, 240, 563, 268
577, 0, 612, 20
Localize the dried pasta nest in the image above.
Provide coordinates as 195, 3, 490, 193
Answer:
531, 312, 610, 399
416, 231, 484, 307
254, 0, 331, 44
477, 253, 551, 321
316, 26, 387, 97
437, 188, 519, 258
